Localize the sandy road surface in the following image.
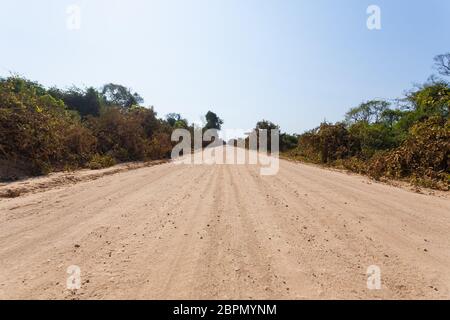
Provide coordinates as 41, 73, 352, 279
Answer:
0, 150, 449, 299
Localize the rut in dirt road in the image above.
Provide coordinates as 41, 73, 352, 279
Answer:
0, 152, 449, 299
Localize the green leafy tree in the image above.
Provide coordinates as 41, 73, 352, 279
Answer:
345, 100, 391, 124
204, 111, 223, 131
166, 113, 189, 129
101, 83, 144, 108
49, 86, 102, 117
280, 133, 298, 152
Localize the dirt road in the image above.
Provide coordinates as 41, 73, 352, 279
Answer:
1, 151, 449, 299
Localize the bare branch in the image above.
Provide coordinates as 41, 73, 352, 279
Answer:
434, 53, 450, 76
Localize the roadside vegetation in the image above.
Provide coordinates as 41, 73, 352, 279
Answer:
1, 54, 448, 190
0, 78, 209, 180
284, 54, 449, 190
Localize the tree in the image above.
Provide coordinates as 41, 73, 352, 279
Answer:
49, 86, 102, 117
434, 53, 450, 77
380, 109, 404, 128
251, 120, 280, 152
255, 120, 279, 131
166, 113, 181, 127
345, 100, 390, 124
204, 111, 223, 131
166, 113, 188, 128
406, 82, 450, 119
101, 83, 144, 108
280, 133, 298, 152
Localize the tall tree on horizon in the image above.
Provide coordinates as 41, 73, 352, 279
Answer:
204, 111, 223, 131
101, 83, 144, 109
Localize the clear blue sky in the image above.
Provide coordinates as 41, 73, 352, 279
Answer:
1, 0, 449, 134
